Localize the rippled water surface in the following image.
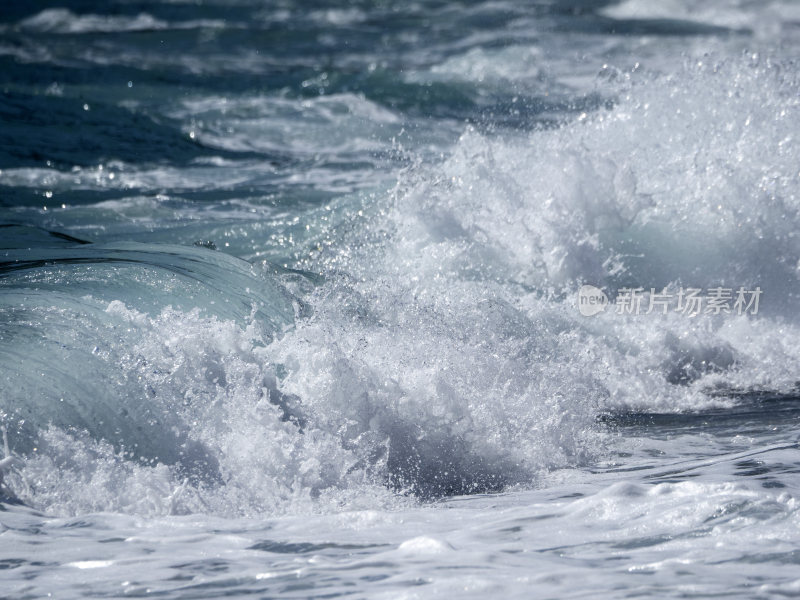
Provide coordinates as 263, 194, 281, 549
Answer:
2, 1, 800, 598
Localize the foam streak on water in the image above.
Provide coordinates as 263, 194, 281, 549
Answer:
2, 1, 800, 598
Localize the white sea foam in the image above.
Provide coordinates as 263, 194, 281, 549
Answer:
171, 93, 403, 155
16, 9, 227, 34
601, 0, 800, 40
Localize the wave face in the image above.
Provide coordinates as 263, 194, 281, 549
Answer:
0, 232, 604, 514
2, 0, 800, 598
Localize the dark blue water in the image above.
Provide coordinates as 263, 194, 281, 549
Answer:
2, 1, 800, 598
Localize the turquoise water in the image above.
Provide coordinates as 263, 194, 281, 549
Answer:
2, 1, 800, 597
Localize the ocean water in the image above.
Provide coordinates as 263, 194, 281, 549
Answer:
2, 0, 800, 597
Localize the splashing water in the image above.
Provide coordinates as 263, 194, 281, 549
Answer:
3, 1, 800, 598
